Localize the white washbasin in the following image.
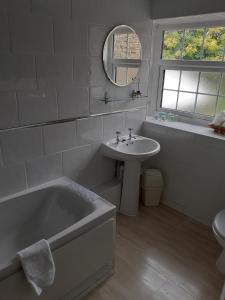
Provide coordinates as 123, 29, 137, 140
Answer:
101, 135, 160, 161
101, 135, 161, 217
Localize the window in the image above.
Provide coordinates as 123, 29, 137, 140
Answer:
151, 15, 225, 123
161, 70, 225, 116
162, 27, 225, 61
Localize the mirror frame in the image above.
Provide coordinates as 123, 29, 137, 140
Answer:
102, 25, 142, 87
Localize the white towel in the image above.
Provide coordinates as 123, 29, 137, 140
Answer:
18, 239, 55, 296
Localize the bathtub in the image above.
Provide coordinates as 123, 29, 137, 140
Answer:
0, 177, 116, 300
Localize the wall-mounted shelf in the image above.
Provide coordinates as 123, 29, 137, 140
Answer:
96, 96, 149, 104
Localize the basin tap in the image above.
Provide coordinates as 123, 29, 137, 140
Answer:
128, 128, 136, 141
116, 131, 121, 144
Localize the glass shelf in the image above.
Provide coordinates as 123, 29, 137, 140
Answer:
96, 96, 148, 104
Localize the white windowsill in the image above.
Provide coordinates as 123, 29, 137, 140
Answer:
145, 116, 225, 142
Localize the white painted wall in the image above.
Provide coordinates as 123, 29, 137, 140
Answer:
151, 0, 225, 19
143, 121, 225, 225
0, 0, 151, 198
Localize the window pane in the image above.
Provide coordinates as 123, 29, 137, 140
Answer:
177, 92, 196, 112
162, 30, 183, 60
219, 74, 225, 96
127, 34, 141, 59
163, 70, 180, 90
198, 72, 220, 94
182, 28, 204, 60
114, 34, 128, 59
216, 97, 225, 112
116, 67, 127, 85
127, 68, 138, 83
203, 27, 225, 61
161, 90, 177, 109
195, 94, 217, 115
180, 71, 199, 92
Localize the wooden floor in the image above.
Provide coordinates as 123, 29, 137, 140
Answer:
84, 205, 224, 300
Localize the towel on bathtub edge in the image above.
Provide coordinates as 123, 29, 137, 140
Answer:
18, 239, 56, 296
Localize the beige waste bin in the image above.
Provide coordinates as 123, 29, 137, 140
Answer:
141, 169, 163, 206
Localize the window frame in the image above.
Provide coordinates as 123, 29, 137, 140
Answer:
150, 13, 225, 125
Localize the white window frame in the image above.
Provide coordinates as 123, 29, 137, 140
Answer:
149, 12, 225, 125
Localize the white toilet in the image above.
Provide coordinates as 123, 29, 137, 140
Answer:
213, 209, 225, 300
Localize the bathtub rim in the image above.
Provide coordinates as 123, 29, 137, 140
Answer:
0, 177, 116, 281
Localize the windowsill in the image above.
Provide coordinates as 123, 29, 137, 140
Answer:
145, 116, 225, 141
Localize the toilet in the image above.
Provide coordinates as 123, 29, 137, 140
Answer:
213, 209, 225, 300
213, 210, 225, 244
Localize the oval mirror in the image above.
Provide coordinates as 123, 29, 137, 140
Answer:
103, 25, 142, 87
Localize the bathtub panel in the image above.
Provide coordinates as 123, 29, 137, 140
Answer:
0, 219, 115, 300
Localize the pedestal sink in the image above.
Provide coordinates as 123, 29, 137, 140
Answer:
101, 135, 160, 216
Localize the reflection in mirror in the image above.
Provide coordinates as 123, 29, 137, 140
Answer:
103, 25, 142, 87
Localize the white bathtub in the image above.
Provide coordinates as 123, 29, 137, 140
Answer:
0, 177, 116, 300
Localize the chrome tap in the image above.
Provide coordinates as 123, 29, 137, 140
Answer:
128, 128, 136, 141
116, 131, 121, 144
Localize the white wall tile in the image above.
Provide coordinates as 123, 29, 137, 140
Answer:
26, 153, 62, 187
103, 112, 125, 140
74, 55, 90, 87
0, 163, 27, 198
125, 108, 146, 134
77, 116, 102, 146
143, 123, 225, 225
72, 0, 106, 23
139, 33, 152, 60
72, 0, 148, 24
0, 92, 19, 129
18, 90, 58, 125
139, 81, 149, 97
32, 0, 71, 17
43, 121, 76, 154
62, 145, 93, 180
0, 0, 30, 13
0, 55, 36, 91
58, 86, 89, 119
0, 127, 43, 165
112, 85, 133, 100
89, 25, 108, 57
139, 59, 150, 82
54, 18, 74, 55
0, 0, 151, 198
0, 147, 4, 166
11, 14, 53, 55
54, 18, 88, 57
0, 11, 10, 54
90, 57, 107, 87
72, 22, 88, 56
90, 86, 114, 115
36, 55, 73, 89
76, 143, 116, 188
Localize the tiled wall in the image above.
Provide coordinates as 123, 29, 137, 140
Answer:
0, 0, 151, 129
0, 109, 146, 197
143, 121, 225, 225
0, 0, 151, 197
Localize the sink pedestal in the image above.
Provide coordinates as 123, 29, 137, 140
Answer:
120, 160, 141, 216
101, 135, 160, 216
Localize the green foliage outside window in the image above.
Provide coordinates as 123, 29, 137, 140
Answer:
162, 30, 183, 59
162, 27, 225, 61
